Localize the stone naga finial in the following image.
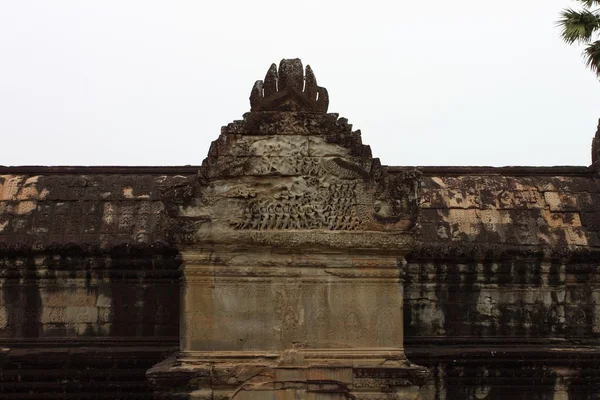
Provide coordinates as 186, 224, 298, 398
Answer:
250, 59, 329, 112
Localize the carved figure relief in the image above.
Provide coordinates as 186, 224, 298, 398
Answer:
314, 309, 330, 338
234, 179, 363, 231
345, 312, 362, 340
374, 310, 393, 346
275, 285, 301, 344
47, 307, 67, 324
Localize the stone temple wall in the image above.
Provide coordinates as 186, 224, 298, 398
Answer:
1, 59, 600, 399
400, 168, 600, 399
2, 167, 600, 399
0, 168, 191, 398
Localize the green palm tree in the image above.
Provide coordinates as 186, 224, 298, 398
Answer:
559, 0, 600, 77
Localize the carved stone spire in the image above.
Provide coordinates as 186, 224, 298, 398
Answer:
250, 59, 329, 112
593, 118, 600, 165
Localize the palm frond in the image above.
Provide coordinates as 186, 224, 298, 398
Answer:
574, 0, 600, 9
558, 8, 600, 44
584, 40, 600, 76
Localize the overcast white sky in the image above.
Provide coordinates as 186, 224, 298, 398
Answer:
1, 1, 599, 167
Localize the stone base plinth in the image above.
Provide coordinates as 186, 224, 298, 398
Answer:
147, 350, 428, 399
152, 248, 429, 398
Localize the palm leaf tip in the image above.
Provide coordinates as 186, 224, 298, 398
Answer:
584, 41, 600, 77
559, 8, 600, 44
574, 0, 600, 7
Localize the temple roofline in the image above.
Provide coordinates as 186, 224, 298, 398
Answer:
386, 165, 592, 176
0, 165, 202, 174
0, 164, 592, 176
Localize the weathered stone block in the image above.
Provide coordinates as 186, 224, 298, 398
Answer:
96, 293, 111, 307
97, 307, 113, 322
41, 307, 67, 324
66, 306, 98, 323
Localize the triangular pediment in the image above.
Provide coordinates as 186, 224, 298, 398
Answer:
187, 59, 420, 250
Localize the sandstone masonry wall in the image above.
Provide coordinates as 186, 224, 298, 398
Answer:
2, 166, 600, 398
397, 167, 600, 399
0, 169, 192, 399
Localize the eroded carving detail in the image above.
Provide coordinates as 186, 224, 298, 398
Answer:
374, 310, 393, 345
201, 130, 420, 233
275, 284, 301, 344
345, 312, 362, 340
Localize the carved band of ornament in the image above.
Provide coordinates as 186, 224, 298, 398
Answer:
250, 59, 329, 113
183, 278, 400, 284
220, 112, 357, 137
352, 394, 410, 400
179, 259, 401, 269
353, 368, 424, 378
176, 351, 281, 361
182, 266, 400, 275
302, 349, 407, 359
208, 232, 415, 250
179, 248, 403, 259
323, 270, 401, 279
352, 378, 415, 388
178, 349, 407, 361
179, 257, 402, 269
184, 268, 302, 277
183, 270, 400, 279
350, 259, 402, 268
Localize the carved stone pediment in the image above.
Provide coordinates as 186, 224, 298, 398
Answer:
184, 60, 420, 250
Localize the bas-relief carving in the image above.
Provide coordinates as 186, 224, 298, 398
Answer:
275, 284, 302, 345
234, 181, 363, 231
374, 310, 393, 346
345, 312, 362, 340
197, 132, 419, 238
